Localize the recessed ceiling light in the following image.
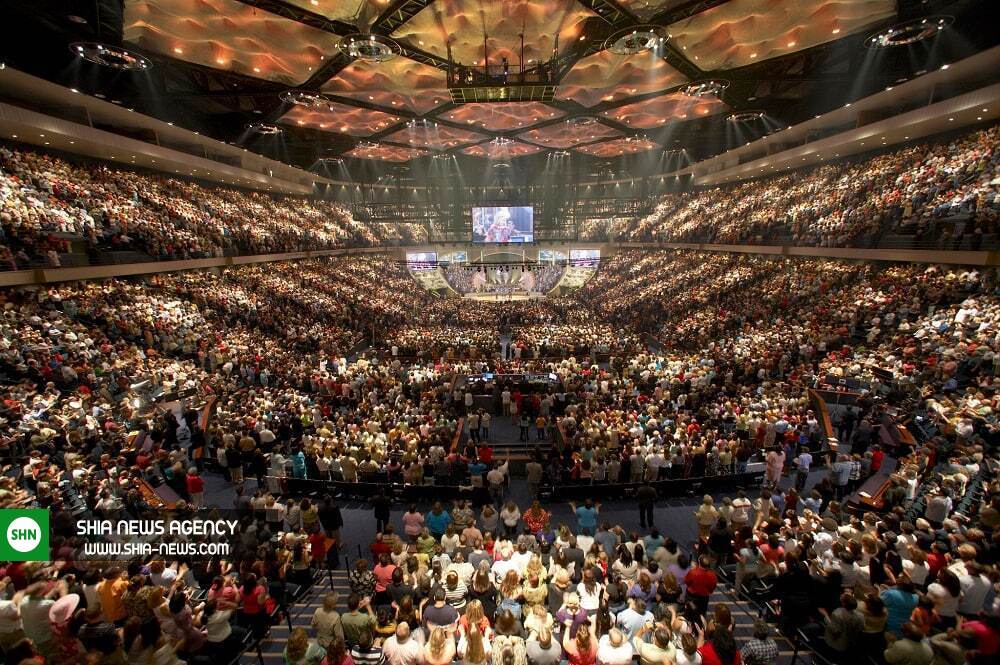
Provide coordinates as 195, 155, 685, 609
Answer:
832, 28, 841, 34
174, 47, 183, 54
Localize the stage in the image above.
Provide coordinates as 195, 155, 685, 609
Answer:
462, 291, 545, 301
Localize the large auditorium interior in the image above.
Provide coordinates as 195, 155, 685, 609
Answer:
1, 1, 1000, 665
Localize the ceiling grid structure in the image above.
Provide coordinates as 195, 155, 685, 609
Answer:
2, 0, 996, 173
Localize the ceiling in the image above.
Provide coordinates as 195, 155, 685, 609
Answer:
1, 0, 996, 182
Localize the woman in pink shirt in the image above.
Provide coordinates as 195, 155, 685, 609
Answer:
402, 504, 424, 541
372, 554, 396, 606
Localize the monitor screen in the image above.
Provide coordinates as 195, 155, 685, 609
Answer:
569, 249, 601, 267
406, 252, 437, 270
471, 206, 534, 243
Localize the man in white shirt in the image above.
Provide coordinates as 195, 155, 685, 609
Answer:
383, 623, 424, 665
487, 463, 507, 507
597, 628, 634, 665
794, 448, 813, 490
957, 562, 992, 616
731, 490, 752, 530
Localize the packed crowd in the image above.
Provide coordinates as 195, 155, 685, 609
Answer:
1, 244, 999, 664
598, 124, 999, 248
0, 144, 426, 269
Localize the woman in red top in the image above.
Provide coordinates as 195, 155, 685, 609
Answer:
698, 628, 741, 665
562, 624, 597, 665
239, 573, 269, 638
523, 501, 550, 534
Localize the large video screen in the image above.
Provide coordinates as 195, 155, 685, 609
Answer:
570, 249, 601, 267
472, 206, 534, 243
406, 252, 437, 270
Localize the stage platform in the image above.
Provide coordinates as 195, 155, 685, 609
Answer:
463, 291, 545, 301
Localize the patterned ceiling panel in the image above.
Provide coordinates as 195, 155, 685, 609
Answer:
556, 50, 688, 107
574, 137, 660, 157
279, 102, 402, 137
461, 141, 546, 158
517, 120, 621, 149
390, 0, 595, 66
343, 144, 428, 162
617, 0, 690, 22
281, 0, 370, 21
600, 93, 727, 129
440, 103, 565, 131
322, 57, 450, 115
382, 124, 487, 150
666, 0, 897, 71
123, 0, 339, 86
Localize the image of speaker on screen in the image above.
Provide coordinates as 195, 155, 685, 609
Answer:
472, 206, 534, 243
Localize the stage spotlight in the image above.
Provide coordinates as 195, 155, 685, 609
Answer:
338, 33, 399, 62
280, 90, 326, 107
70, 42, 151, 70
246, 123, 283, 134
605, 26, 665, 55
727, 110, 766, 122
681, 80, 729, 98
866, 16, 953, 48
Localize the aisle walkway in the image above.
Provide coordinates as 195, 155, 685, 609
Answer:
242, 569, 352, 664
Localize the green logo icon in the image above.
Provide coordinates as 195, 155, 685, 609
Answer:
0, 509, 49, 561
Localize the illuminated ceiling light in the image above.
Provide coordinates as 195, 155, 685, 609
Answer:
606, 26, 665, 55
866, 16, 953, 48
681, 79, 729, 98
786, 41, 796, 47
727, 110, 765, 122
339, 33, 399, 62
280, 90, 326, 107
831, 28, 841, 34
69, 42, 151, 70
749, 52, 757, 58
246, 122, 282, 134
174, 47, 183, 54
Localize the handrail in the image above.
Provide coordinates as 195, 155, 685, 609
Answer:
2, 240, 997, 288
